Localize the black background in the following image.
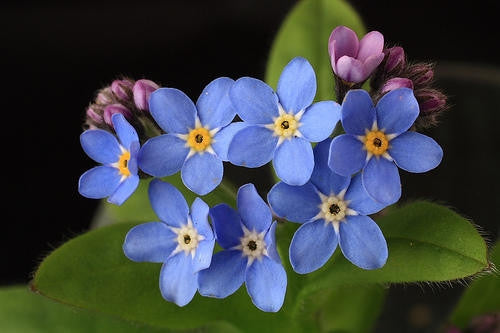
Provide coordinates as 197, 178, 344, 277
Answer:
3, 0, 499, 332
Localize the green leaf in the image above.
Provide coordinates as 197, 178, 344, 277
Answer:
91, 175, 237, 228
265, 0, 366, 101
0, 286, 164, 332
449, 241, 500, 328
294, 201, 489, 316
32, 222, 315, 332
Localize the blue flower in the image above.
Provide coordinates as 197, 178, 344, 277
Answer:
138, 77, 238, 195
198, 184, 287, 312
78, 113, 140, 205
227, 57, 341, 186
268, 139, 388, 273
123, 179, 215, 306
328, 88, 443, 205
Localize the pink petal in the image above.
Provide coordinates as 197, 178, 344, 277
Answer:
362, 53, 385, 78
328, 26, 359, 69
336, 56, 366, 83
382, 78, 414, 93
358, 31, 384, 63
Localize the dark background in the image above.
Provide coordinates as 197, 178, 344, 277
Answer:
3, 0, 499, 332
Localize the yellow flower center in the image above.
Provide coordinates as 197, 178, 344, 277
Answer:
117, 151, 131, 177
364, 130, 389, 155
187, 128, 212, 151
273, 114, 299, 138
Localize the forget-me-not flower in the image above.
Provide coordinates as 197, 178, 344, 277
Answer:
268, 139, 388, 273
78, 113, 140, 205
329, 88, 443, 205
138, 77, 238, 195
198, 184, 287, 312
123, 179, 215, 306
227, 57, 341, 186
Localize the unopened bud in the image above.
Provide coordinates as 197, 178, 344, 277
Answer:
416, 89, 447, 114
103, 104, 132, 127
96, 88, 113, 105
86, 107, 103, 124
382, 77, 414, 93
384, 46, 405, 73
133, 79, 159, 112
111, 79, 134, 101
408, 63, 435, 86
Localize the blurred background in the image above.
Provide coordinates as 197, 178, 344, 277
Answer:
3, 0, 499, 332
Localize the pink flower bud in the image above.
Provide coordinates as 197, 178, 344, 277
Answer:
382, 77, 414, 93
103, 104, 133, 127
111, 79, 134, 101
86, 107, 103, 124
133, 79, 159, 112
416, 89, 447, 114
408, 64, 434, 86
384, 46, 405, 73
96, 88, 113, 105
328, 26, 385, 83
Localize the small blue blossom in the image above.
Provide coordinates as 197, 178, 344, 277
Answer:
138, 77, 238, 195
78, 113, 140, 205
227, 57, 341, 186
198, 184, 287, 312
123, 179, 215, 306
329, 88, 443, 205
268, 139, 388, 273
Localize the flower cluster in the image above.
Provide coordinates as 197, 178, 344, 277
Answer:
79, 26, 445, 312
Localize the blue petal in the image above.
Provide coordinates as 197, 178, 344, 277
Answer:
229, 77, 279, 124
311, 139, 350, 195
128, 142, 140, 175
198, 250, 246, 298
341, 89, 376, 136
344, 173, 386, 215
159, 253, 197, 306
148, 179, 189, 227
376, 88, 419, 135
267, 181, 320, 223
228, 126, 277, 168
190, 197, 214, 240
111, 113, 138, 149
149, 88, 196, 134
264, 221, 281, 263
181, 152, 223, 195
299, 101, 341, 142
362, 157, 401, 205
138, 134, 189, 177
277, 57, 316, 114
237, 183, 272, 233
209, 204, 244, 250
196, 77, 236, 129
246, 256, 287, 312
193, 238, 215, 273
78, 166, 121, 199
123, 222, 177, 263
273, 138, 314, 186
80, 130, 120, 164
107, 175, 140, 206
339, 215, 388, 270
328, 134, 366, 176
289, 219, 338, 274
389, 131, 443, 173
211, 122, 249, 161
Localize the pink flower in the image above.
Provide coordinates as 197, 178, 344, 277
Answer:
328, 26, 384, 83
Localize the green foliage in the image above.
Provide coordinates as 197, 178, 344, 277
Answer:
449, 241, 500, 328
32, 201, 488, 332
265, 0, 365, 101
0, 286, 164, 333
